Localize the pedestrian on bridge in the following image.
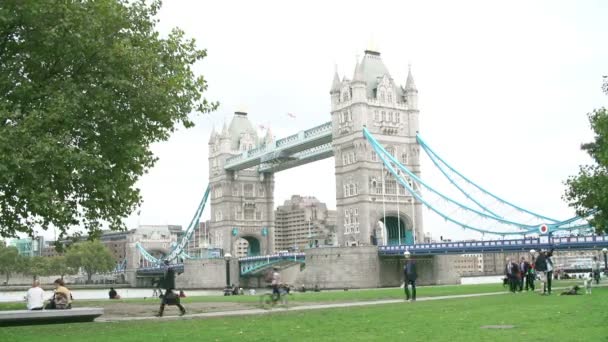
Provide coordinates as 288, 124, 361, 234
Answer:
403, 251, 417, 302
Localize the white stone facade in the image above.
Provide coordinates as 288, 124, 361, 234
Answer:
207, 112, 275, 255
331, 49, 424, 246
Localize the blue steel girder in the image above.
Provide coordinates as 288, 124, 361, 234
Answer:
224, 121, 332, 171
239, 253, 305, 276
379, 235, 608, 256
259, 142, 334, 173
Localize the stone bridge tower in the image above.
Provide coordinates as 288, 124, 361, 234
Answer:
331, 49, 423, 246
208, 110, 275, 256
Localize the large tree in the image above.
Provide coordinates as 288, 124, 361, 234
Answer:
0, 244, 20, 284
65, 240, 114, 283
49, 256, 76, 281
564, 78, 608, 233
0, 0, 217, 238
22, 255, 51, 281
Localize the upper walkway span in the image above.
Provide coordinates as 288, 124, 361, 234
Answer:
224, 121, 333, 172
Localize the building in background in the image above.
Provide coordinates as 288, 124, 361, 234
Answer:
274, 195, 337, 252
9, 236, 44, 257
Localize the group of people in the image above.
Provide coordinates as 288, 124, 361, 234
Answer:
505, 256, 537, 293
506, 249, 554, 295
25, 278, 72, 310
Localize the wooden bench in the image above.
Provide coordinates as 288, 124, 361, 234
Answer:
0, 307, 104, 326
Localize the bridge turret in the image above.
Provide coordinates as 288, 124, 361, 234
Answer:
330, 68, 341, 109
405, 64, 418, 111
219, 121, 231, 154
404, 64, 419, 138
351, 57, 366, 104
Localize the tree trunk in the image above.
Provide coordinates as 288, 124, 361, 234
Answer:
4, 273, 9, 285
61, 274, 64, 281
87, 272, 93, 284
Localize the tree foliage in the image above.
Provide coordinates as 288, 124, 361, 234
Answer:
65, 240, 114, 283
49, 255, 76, 281
22, 255, 51, 281
0, 244, 20, 284
0, 0, 217, 238
564, 79, 608, 233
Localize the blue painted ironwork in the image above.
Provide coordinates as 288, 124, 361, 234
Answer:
136, 185, 211, 265
225, 121, 332, 171
417, 134, 560, 223
379, 235, 608, 256
239, 252, 305, 276
364, 128, 592, 236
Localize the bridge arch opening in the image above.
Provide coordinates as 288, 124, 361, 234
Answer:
236, 236, 261, 257
379, 215, 414, 245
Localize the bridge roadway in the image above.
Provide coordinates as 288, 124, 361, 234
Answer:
379, 235, 608, 256
135, 236, 608, 276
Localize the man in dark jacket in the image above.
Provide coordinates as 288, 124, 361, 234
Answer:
534, 249, 553, 295
156, 261, 186, 317
403, 251, 417, 301
519, 257, 531, 291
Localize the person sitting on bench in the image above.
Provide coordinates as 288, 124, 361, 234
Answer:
26, 280, 45, 310
45, 278, 72, 309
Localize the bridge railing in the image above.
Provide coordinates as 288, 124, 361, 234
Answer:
379, 235, 608, 255
303, 121, 332, 139
239, 252, 305, 262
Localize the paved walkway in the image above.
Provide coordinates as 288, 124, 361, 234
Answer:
96, 291, 509, 323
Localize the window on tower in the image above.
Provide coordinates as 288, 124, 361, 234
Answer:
244, 184, 254, 197
374, 110, 379, 122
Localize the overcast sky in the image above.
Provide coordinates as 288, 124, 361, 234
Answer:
27, 0, 608, 242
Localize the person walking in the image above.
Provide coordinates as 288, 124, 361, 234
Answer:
592, 256, 601, 284
403, 251, 417, 301
527, 260, 536, 291
156, 261, 186, 317
535, 250, 548, 295
520, 257, 531, 291
505, 258, 519, 293
545, 249, 554, 295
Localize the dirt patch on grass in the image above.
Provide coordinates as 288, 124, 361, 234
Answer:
85, 301, 257, 318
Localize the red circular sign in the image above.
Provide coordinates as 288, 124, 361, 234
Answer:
539, 224, 548, 234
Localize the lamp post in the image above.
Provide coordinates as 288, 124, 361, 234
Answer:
603, 248, 608, 273
224, 252, 232, 288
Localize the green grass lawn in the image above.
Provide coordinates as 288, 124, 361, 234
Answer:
0, 279, 584, 311
2, 287, 606, 342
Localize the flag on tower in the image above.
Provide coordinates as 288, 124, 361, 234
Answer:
287, 112, 296, 119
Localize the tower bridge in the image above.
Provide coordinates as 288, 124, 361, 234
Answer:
128, 48, 600, 289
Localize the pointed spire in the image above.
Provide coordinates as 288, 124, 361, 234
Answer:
264, 126, 274, 144
220, 120, 229, 138
208, 125, 217, 144
353, 55, 365, 83
330, 65, 341, 94
405, 63, 417, 91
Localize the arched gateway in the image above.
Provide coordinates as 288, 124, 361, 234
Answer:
208, 48, 424, 255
